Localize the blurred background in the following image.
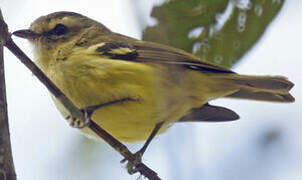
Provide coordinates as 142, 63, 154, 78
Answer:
1, 0, 301, 179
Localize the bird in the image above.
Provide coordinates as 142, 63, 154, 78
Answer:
13, 11, 294, 159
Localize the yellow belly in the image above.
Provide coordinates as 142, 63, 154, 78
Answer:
49, 58, 194, 142
81, 96, 189, 142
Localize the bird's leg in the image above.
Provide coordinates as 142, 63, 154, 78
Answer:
65, 98, 133, 129
136, 121, 165, 157
121, 121, 165, 174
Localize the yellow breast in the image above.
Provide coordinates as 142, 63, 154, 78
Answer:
48, 57, 193, 142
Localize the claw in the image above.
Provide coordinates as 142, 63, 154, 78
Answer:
64, 109, 91, 129
121, 151, 143, 175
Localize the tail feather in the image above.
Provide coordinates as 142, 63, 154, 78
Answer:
223, 75, 294, 91
178, 103, 239, 122
227, 88, 295, 102
222, 75, 295, 102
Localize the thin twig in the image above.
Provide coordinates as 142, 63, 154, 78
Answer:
0, 10, 17, 180
0, 10, 160, 180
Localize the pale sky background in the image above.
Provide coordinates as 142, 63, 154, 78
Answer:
1, 0, 302, 180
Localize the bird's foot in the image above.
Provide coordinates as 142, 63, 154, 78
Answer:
121, 151, 143, 175
65, 108, 91, 129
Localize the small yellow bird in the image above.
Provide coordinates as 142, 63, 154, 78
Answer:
14, 11, 294, 147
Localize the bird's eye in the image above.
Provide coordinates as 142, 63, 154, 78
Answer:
52, 24, 68, 36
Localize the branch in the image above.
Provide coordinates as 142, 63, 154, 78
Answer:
0, 10, 17, 180
0, 10, 160, 180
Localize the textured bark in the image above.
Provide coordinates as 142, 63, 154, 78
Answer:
0, 9, 17, 180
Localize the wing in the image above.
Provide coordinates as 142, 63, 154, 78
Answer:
178, 103, 240, 122
94, 34, 234, 74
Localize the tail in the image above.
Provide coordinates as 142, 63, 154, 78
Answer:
221, 74, 295, 102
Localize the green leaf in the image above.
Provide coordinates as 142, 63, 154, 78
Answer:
143, 0, 285, 68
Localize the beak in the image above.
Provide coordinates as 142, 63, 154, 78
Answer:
13, 29, 40, 40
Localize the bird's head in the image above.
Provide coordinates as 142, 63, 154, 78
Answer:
13, 11, 111, 70
14, 11, 110, 44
